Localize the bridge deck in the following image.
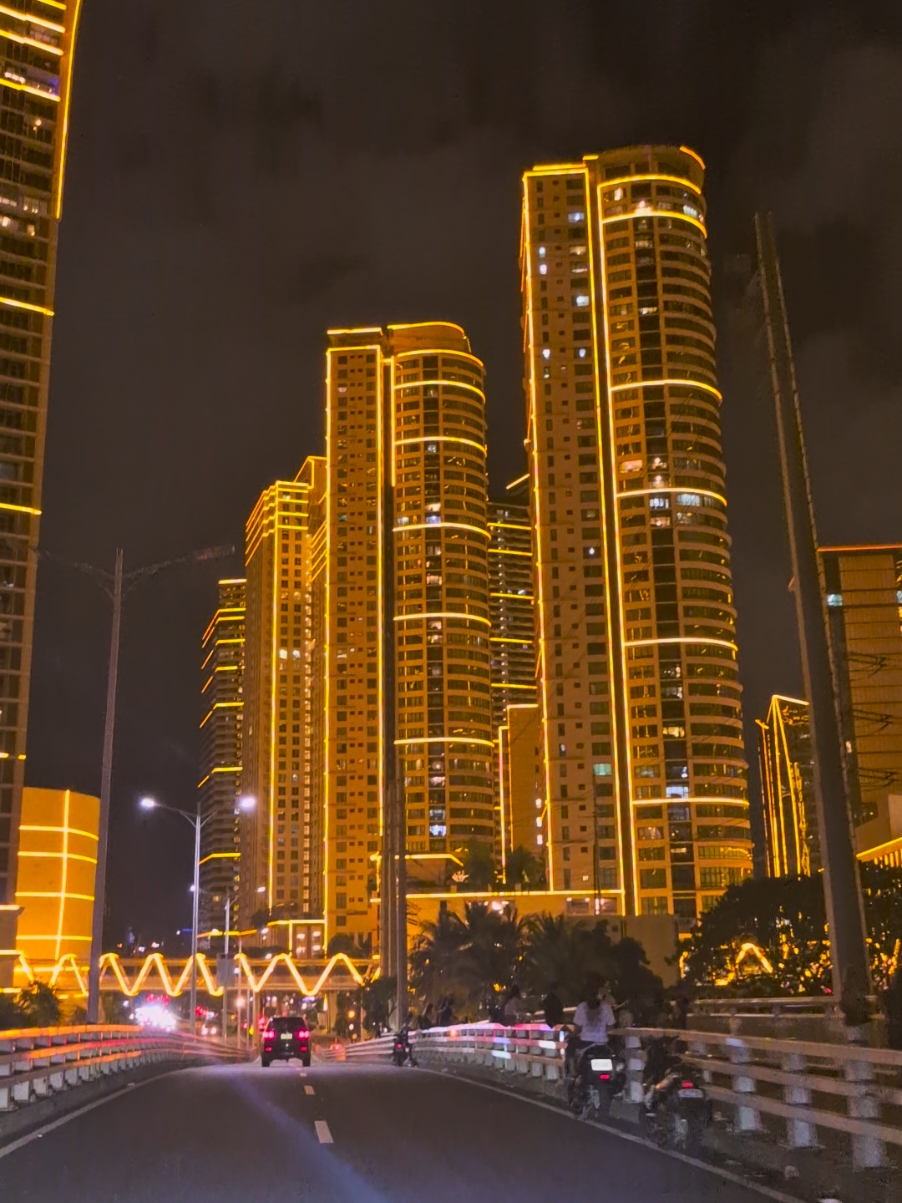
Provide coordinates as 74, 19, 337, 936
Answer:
0, 1059, 772, 1203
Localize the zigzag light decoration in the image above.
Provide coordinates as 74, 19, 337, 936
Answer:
8, 950, 368, 998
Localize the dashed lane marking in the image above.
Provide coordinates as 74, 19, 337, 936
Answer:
315, 1120, 333, 1144
305, 1085, 315, 1095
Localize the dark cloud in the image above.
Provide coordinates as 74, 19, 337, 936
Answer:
28, 0, 902, 941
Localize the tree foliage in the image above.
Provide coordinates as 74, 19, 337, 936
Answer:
0, 981, 62, 1030
361, 976, 396, 1036
456, 840, 497, 892
410, 904, 662, 1019
683, 864, 902, 995
505, 846, 547, 890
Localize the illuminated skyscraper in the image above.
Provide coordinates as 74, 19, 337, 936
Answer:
488, 478, 536, 732
521, 146, 752, 925
757, 695, 817, 877
238, 458, 326, 928
821, 544, 902, 859
0, 4, 82, 911
198, 579, 245, 933
324, 323, 492, 943
488, 479, 536, 869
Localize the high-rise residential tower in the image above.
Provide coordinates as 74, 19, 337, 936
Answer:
0, 3, 82, 911
198, 579, 245, 933
488, 477, 536, 732
521, 146, 752, 925
757, 694, 817, 878
821, 544, 902, 858
238, 458, 326, 928
323, 323, 492, 943
488, 478, 537, 869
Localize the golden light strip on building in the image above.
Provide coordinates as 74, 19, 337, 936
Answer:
609, 377, 722, 401
395, 435, 486, 453
0, 502, 41, 515
582, 168, 636, 910
600, 209, 706, 236
0, 3, 64, 30
55, 789, 70, 960
623, 636, 738, 651
323, 350, 332, 942
616, 486, 727, 507
598, 172, 703, 196
522, 168, 564, 887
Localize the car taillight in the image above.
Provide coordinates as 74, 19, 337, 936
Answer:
681, 1080, 695, 1089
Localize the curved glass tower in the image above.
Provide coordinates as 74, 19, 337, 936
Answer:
522, 145, 752, 926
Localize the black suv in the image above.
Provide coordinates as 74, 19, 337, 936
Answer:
261, 1015, 311, 1067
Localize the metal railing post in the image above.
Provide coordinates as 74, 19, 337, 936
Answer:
726, 1036, 763, 1133
781, 1050, 816, 1148
844, 1050, 886, 1168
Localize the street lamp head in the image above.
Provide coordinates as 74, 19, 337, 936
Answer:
236, 795, 256, 812
139, 796, 157, 812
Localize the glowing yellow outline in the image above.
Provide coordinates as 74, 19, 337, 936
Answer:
610, 378, 721, 400
601, 208, 706, 235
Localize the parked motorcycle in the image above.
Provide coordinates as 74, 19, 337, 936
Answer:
566, 1042, 625, 1120
643, 1039, 710, 1151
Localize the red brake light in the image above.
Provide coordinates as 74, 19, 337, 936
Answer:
681, 1080, 695, 1089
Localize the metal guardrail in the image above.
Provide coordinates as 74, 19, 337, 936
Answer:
0, 1025, 248, 1113
339, 1022, 902, 1171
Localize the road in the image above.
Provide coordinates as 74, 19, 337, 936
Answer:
0, 1059, 775, 1202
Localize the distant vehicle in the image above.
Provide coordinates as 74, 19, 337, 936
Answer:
392, 1028, 416, 1067
261, 1015, 311, 1067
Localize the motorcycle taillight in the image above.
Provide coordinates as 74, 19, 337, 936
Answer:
681, 1080, 695, 1089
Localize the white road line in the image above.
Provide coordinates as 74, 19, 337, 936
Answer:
304, 1084, 315, 1095
422, 1068, 801, 1203
315, 1119, 333, 1144
0, 1071, 186, 1161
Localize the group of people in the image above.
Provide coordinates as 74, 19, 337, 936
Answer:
412, 996, 457, 1031
409, 977, 691, 1046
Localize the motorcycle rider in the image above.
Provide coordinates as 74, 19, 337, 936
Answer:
566, 973, 616, 1079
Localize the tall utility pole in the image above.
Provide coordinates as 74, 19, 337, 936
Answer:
43, 543, 238, 1024
86, 549, 122, 1024
754, 213, 871, 1004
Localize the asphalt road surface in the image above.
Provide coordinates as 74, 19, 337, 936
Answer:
0, 1059, 777, 1202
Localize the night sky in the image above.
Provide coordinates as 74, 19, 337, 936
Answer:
26, 1, 902, 946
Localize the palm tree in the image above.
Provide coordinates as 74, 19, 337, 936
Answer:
505, 845, 547, 889
521, 913, 589, 1004
409, 902, 468, 1008
455, 901, 525, 1014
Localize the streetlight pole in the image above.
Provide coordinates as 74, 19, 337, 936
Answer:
222, 894, 231, 1042
140, 794, 253, 1037
190, 802, 201, 1036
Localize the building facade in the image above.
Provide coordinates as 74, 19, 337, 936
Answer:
497, 703, 545, 878
238, 458, 326, 927
821, 544, 902, 859
757, 694, 817, 877
521, 145, 752, 925
488, 478, 536, 732
198, 579, 245, 934
323, 323, 493, 943
0, 3, 82, 910
14, 787, 98, 965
